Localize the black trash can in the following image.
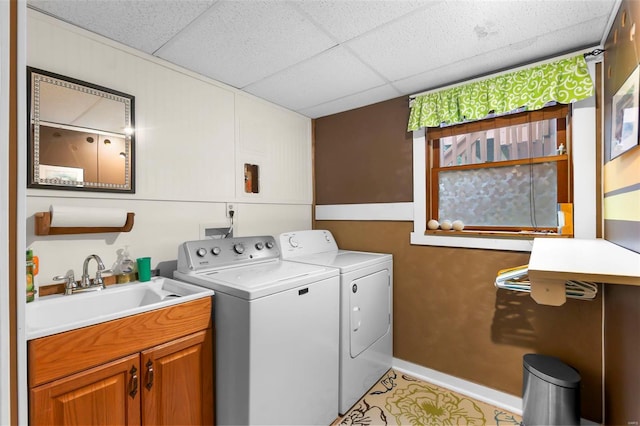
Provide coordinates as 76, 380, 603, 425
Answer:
522, 354, 581, 425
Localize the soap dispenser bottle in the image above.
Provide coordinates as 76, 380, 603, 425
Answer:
116, 246, 136, 283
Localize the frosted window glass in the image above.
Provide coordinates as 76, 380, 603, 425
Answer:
438, 162, 558, 227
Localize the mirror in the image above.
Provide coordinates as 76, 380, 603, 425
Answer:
28, 67, 135, 192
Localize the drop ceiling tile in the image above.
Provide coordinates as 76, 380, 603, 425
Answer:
299, 83, 403, 118
243, 46, 388, 112
27, 0, 215, 54
155, 0, 336, 89
394, 50, 536, 97
27, 0, 617, 118
293, 0, 437, 43
346, 0, 613, 83
394, 17, 609, 97
343, 2, 486, 82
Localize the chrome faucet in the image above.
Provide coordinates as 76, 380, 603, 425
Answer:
52, 255, 111, 296
80, 254, 108, 290
53, 270, 77, 296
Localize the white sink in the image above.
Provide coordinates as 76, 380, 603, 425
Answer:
26, 277, 213, 340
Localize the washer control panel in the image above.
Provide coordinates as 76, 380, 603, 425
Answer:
177, 236, 280, 272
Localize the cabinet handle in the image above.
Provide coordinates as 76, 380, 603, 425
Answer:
145, 360, 154, 390
129, 366, 138, 398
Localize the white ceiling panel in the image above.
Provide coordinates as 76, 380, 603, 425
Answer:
244, 45, 388, 111
394, 16, 610, 96
293, 0, 438, 43
27, 0, 618, 118
28, 0, 215, 54
299, 84, 403, 118
155, 1, 336, 89
346, 2, 526, 83
346, 0, 611, 83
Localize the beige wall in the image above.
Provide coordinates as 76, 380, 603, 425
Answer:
314, 97, 604, 422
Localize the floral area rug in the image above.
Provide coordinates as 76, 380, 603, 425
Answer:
335, 369, 522, 426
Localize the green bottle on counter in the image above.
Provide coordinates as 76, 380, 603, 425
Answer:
26, 249, 38, 303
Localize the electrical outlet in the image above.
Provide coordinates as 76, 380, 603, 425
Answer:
226, 203, 235, 218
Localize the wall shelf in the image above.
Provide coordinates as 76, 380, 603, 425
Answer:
528, 238, 640, 305
34, 211, 135, 236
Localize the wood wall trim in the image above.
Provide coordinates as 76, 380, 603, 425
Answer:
9, 0, 18, 423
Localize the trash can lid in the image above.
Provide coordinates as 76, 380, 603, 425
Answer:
523, 354, 581, 388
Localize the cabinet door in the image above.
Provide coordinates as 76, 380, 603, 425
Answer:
30, 353, 141, 426
141, 329, 213, 426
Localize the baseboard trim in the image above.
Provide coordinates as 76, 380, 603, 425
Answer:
392, 358, 601, 425
392, 358, 523, 415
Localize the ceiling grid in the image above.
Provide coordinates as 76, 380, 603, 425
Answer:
27, 0, 617, 118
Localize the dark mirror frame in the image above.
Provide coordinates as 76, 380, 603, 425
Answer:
27, 67, 136, 193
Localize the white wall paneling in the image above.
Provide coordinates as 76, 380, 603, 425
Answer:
236, 93, 313, 204
27, 198, 222, 282
25, 12, 313, 296
233, 203, 311, 238
27, 11, 237, 201
27, 198, 312, 285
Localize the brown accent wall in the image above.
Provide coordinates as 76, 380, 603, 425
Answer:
314, 98, 603, 421
604, 285, 640, 424
315, 220, 604, 422
314, 96, 413, 205
603, 1, 640, 424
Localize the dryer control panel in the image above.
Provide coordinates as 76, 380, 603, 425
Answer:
279, 230, 338, 258
177, 236, 279, 272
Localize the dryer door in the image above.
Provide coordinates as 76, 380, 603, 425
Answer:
349, 269, 391, 358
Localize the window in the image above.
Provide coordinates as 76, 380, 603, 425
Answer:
426, 104, 571, 234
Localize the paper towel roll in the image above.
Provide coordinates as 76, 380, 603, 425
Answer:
50, 205, 128, 228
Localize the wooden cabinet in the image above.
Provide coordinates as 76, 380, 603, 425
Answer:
141, 331, 213, 425
29, 297, 214, 426
31, 354, 141, 425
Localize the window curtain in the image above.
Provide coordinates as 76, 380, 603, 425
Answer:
407, 54, 593, 131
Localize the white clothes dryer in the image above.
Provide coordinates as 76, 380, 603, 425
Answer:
279, 230, 393, 414
174, 236, 340, 426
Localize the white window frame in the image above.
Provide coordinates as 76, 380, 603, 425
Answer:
410, 61, 598, 252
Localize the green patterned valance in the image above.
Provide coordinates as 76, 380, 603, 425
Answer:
407, 54, 594, 131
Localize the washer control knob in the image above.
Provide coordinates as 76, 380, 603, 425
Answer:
266, 241, 274, 249
196, 248, 207, 257
289, 237, 299, 248
233, 244, 245, 254
211, 247, 221, 256
255, 242, 264, 250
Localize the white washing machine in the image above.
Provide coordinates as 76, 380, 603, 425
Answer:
279, 230, 393, 414
174, 236, 340, 426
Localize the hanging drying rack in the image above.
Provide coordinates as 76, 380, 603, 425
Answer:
495, 264, 598, 301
